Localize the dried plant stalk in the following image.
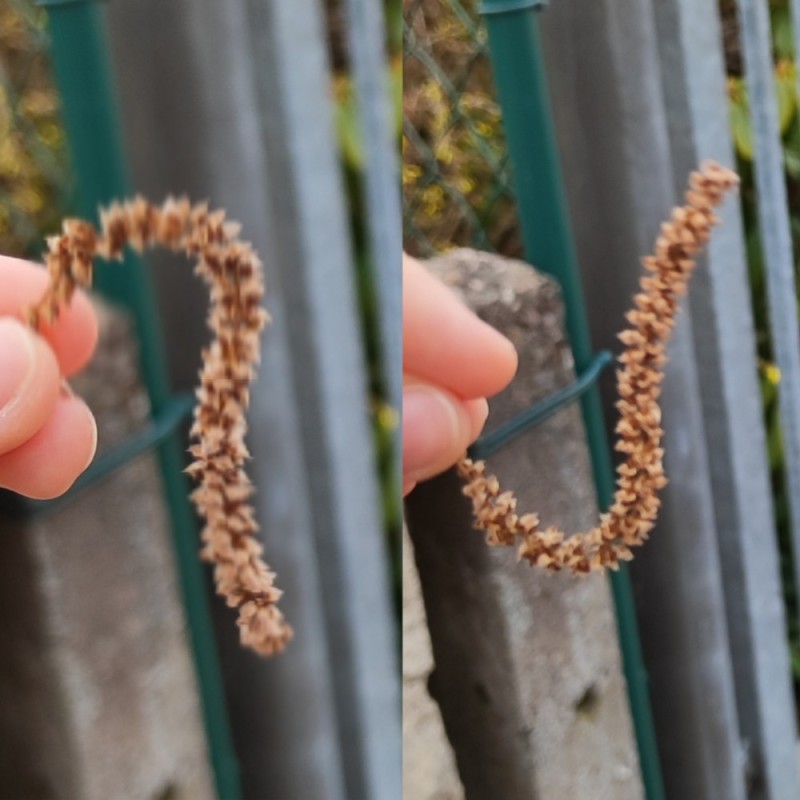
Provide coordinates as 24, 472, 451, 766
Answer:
458, 161, 739, 574
25, 197, 292, 656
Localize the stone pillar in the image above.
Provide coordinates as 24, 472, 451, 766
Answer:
0, 301, 214, 800
404, 249, 643, 800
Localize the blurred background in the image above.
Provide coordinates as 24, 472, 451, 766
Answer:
0, 1, 401, 799
403, 0, 800, 798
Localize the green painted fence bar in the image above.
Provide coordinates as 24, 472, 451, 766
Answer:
479, 4, 666, 799
39, 2, 241, 797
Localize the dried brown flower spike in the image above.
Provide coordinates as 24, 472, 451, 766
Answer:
458, 161, 739, 575
26, 197, 292, 656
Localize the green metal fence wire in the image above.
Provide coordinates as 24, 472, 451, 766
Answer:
402, 0, 521, 256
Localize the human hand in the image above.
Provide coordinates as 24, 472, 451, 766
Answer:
403, 254, 517, 496
0, 255, 98, 499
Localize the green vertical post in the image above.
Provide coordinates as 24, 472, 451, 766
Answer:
39, 2, 241, 797
479, 3, 666, 799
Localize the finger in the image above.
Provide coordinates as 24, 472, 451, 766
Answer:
0, 255, 98, 377
465, 397, 489, 443
0, 318, 61, 456
403, 381, 478, 489
403, 254, 518, 399
0, 392, 97, 500
402, 396, 489, 497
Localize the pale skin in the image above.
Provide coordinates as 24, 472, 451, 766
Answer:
0, 256, 98, 499
403, 254, 518, 495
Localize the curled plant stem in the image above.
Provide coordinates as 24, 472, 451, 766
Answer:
26, 197, 292, 656
458, 161, 739, 575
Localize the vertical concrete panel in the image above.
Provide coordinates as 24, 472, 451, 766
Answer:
245, 1, 402, 796
654, 0, 798, 795
534, 3, 746, 795
104, 3, 350, 797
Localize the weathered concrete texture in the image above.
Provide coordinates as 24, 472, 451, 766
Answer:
404, 249, 643, 800
403, 529, 464, 800
0, 301, 214, 800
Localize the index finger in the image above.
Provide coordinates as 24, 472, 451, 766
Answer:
403, 254, 517, 399
0, 255, 98, 377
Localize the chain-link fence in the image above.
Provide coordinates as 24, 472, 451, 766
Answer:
402, 0, 521, 257
0, 0, 68, 258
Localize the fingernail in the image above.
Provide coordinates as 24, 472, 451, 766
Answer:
403, 385, 469, 476
0, 318, 36, 412
471, 398, 490, 440
83, 404, 98, 471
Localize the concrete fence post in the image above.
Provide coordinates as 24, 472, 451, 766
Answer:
0, 302, 214, 800
405, 249, 643, 800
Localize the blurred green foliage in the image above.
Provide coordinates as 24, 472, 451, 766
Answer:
0, 0, 68, 257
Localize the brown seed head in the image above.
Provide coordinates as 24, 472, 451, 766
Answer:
26, 198, 292, 656
458, 161, 739, 575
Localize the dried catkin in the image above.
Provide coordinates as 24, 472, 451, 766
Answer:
25, 197, 292, 656
458, 161, 739, 575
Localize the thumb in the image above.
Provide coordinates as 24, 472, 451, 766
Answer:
403, 381, 488, 493
0, 317, 60, 456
